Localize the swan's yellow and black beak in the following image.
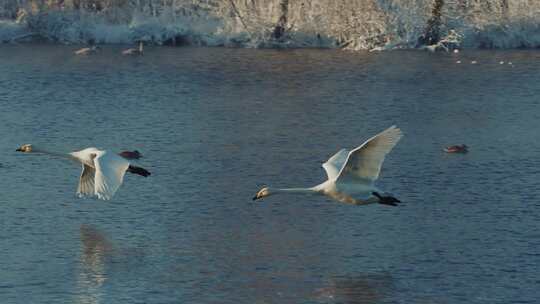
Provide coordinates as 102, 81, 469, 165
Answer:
253, 187, 269, 201
16, 144, 32, 152
253, 191, 265, 201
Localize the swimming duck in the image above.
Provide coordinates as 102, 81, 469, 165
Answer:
444, 144, 468, 153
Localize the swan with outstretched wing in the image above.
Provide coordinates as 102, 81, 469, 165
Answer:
253, 126, 403, 206
16, 144, 150, 200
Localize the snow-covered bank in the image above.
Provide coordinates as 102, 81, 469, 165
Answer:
1, 1, 540, 50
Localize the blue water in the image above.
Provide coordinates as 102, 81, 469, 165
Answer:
1, 45, 539, 303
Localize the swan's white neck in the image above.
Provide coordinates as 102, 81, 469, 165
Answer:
275, 187, 318, 194
31, 147, 72, 160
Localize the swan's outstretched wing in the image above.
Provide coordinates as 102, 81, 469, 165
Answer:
336, 126, 403, 183
93, 151, 130, 200
322, 148, 349, 180
77, 164, 95, 197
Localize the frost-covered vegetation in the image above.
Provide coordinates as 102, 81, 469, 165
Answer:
1, 0, 540, 50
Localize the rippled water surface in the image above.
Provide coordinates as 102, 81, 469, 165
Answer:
1, 45, 539, 304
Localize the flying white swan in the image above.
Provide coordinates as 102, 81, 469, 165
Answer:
122, 41, 143, 56
16, 144, 150, 200
253, 126, 403, 206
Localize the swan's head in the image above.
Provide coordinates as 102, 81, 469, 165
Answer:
253, 187, 272, 201
16, 144, 33, 153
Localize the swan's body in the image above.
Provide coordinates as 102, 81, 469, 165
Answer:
253, 126, 403, 206
122, 42, 143, 56
75, 46, 100, 55
16, 144, 150, 200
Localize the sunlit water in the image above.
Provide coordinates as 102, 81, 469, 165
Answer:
1, 45, 539, 304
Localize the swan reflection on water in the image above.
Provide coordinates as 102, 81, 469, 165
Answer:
313, 273, 394, 304
75, 225, 113, 304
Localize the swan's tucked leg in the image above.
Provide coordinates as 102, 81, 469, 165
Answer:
127, 165, 151, 177
372, 192, 401, 206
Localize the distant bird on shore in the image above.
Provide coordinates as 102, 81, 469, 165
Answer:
75, 46, 100, 55
444, 144, 468, 153
122, 41, 143, 56
16, 144, 150, 200
118, 150, 142, 160
253, 126, 403, 206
